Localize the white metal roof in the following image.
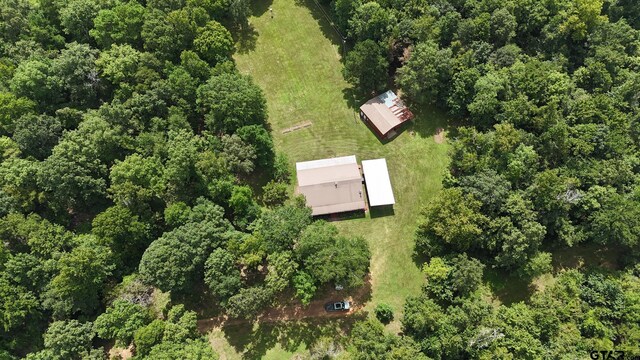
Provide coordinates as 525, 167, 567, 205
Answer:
362, 158, 395, 206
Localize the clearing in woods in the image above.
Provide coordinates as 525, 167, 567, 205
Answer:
210, 0, 450, 357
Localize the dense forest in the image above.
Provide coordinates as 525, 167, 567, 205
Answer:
337, 0, 640, 358
0, 0, 372, 358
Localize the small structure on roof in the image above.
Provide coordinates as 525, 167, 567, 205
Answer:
361, 159, 395, 207
359, 90, 414, 139
296, 155, 365, 216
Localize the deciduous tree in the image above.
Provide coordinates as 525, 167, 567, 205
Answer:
343, 40, 389, 95
193, 21, 234, 64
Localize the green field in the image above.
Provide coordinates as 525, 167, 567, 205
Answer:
211, 0, 450, 357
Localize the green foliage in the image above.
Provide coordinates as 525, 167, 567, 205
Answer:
0, 0, 376, 358
131, 305, 216, 359
486, 194, 546, 269
193, 21, 234, 64
226, 286, 273, 319
348, 2, 393, 42
4, 0, 638, 357
490, 8, 516, 46
204, 248, 241, 301
235, 124, 274, 169
42, 320, 94, 360
261, 180, 288, 207
139, 225, 214, 292
585, 186, 640, 247
43, 239, 114, 317
293, 271, 316, 306
0, 275, 39, 333
142, 8, 199, 62
229, 0, 251, 27
180, 50, 211, 81
251, 204, 311, 253
0, 92, 34, 134
265, 251, 298, 293
0, 212, 73, 257
228, 185, 259, 229
458, 169, 511, 215
38, 117, 122, 214
343, 39, 389, 95
416, 188, 487, 256
108, 153, 164, 210
397, 41, 452, 106
95, 44, 143, 87
348, 317, 428, 360
161, 129, 204, 203
296, 221, 370, 288
9, 59, 61, 108
196, 72, 267, 133
0, 137, 19, 159
163, 304, 198, 343
219, 134, 256, 174
139, 200, 232, 292
145, 337, 218, 360
523, 251, 553, 278
0, 157, 40, 215
59, 0, 102, 43
93, 300, 151, 346
164, 202, 191, 228
50, 42, 99, 108
12, 114, 62, 160
134, 320, 165, 357
422, 254, 484, 303
92, 205, 151, 272
272, 152, 292, 182
334, 0, 361, 33
374, 303, 394, 324
90, 1, 146, 48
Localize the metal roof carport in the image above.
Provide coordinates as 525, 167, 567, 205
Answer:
362, 158, 395, 207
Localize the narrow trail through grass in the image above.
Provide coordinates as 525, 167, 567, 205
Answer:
213, 0, 451, 357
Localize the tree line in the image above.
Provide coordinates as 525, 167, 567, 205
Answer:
0, 0, 371, 358
332, 0, 640, 358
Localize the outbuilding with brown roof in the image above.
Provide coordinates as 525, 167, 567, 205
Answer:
359, 90, 414, 139
296, 156, 365, 216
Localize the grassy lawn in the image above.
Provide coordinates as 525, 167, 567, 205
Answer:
214, 0, 451, 357
209, 317, 363, 359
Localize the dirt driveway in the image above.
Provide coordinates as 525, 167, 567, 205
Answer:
197, 277, 372, 332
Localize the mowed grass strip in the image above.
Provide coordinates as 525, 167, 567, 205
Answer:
218, 0, 451, 355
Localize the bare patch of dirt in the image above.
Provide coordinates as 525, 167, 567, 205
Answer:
197, 277, 372, 333
531, 273, 556, 293
281, 121, 312, 134
552, 244, 623, 271
434, 128, 445, 144
109, 345, 133, 360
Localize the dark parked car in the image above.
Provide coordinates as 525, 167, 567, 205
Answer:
324, 300, 351, 312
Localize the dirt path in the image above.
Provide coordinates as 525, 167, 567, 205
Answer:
197, 278, 372, 332
434, 127, 446, 144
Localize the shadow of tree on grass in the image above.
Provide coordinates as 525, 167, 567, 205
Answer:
235, 24, 259, 54
222, 315, 365, 359
294, 0, 347, 51
251, 0, 274, 17
483, 267, 536, 305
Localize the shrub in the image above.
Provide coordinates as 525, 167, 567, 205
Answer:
374, 303, 394, 324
